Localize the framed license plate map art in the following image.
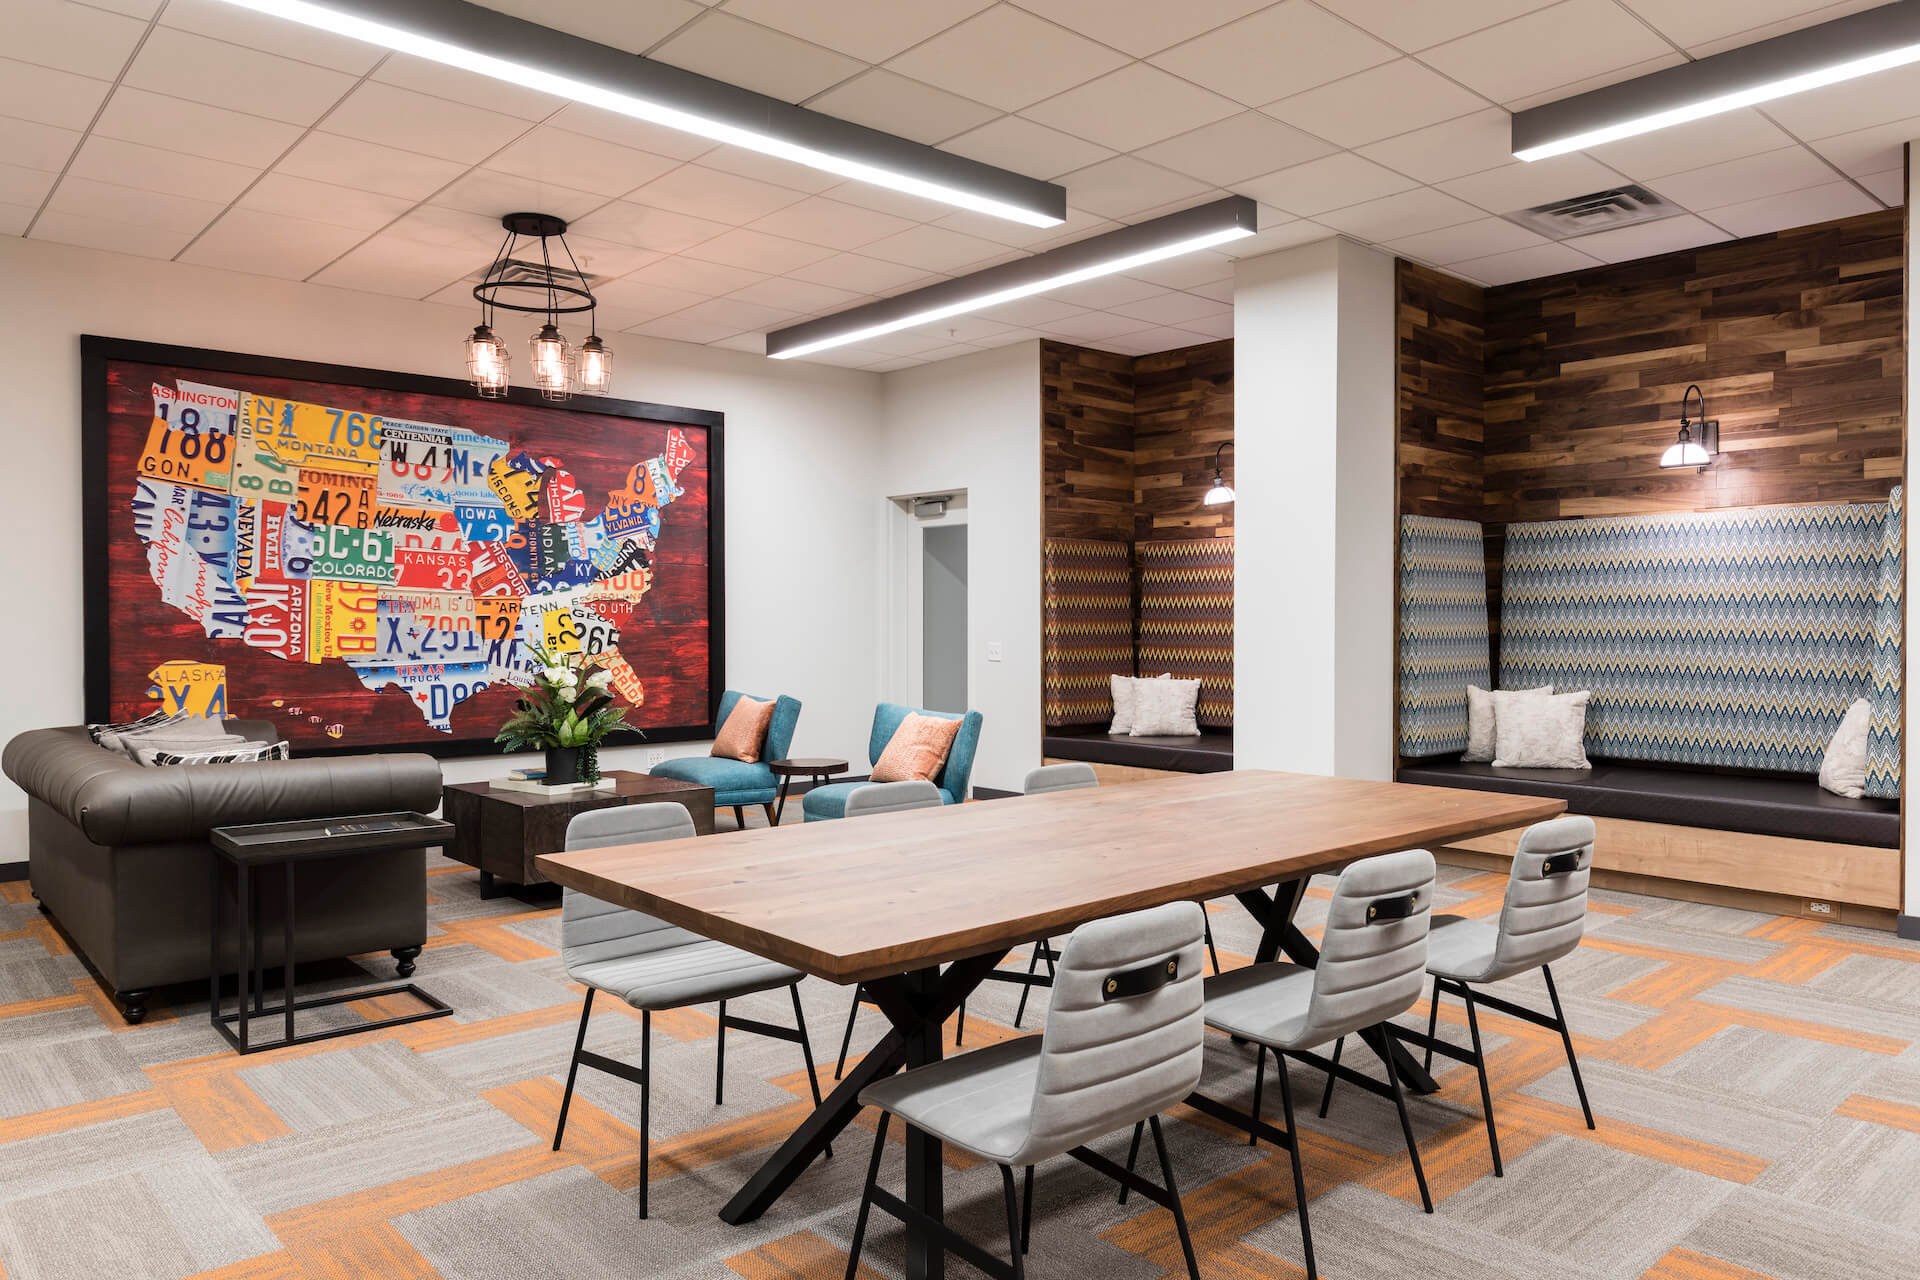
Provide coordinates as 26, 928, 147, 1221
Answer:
82, 336, 724, 757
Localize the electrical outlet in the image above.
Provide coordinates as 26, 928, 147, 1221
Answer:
645, 748, 666, 767
986, 641, 1003, 662
1807, 900, 1834, 916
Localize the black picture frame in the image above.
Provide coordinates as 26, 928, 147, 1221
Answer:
80, 334, 726, 759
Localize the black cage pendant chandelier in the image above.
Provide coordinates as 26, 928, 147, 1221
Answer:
466, 212, 611, 402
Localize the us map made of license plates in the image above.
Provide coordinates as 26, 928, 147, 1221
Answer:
119, 371, 700, 743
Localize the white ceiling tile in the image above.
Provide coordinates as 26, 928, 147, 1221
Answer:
542, 104, 716, 163
1035, 309, 1151, 341
488, 127, 683, 199
470, 0, 706, 55
747, 195, 919, 250
381, 205, 509, 256
1698, 179, 1879, 237
0, 59, 111, 131
569, 199, 731, 253
725, 0, 995, 64
589, 276, 712, 323
1314, 186, 1486, 241
371, 54, 567, 122
683, 227, 837, 273
1263, 58, 1488, 148
963, 325, 1048, 349
625, 254, 769, 296
1565, 213, 1733, 263
1177, 311, 1235, 339
1058, 155, 1212, 219
1047, 274, 1172, 309
558, 235, 669, 280
0, 162, 57, 209
1313, 0, 1562, 51
1134, 112, 1338, 187
158, 0, 385, 72
931, 205, 1116, 250
91, 88, 303, 169
66, 135, 258, 203
1808, 115, 1920, 177
322, 83, 531, 167
123, 28, 359, 126
631, 313, 749, 344
1617, 0, 1890, 51
1237, 152, 1418, 216
45, 173, 226, 233
275, 133, 469, 202
433, 168, 607, 224
883, 7, 1130, 113
1185, 276, 1236, 302
1106, 324, 1217, 355
1449, 240, 1602, 285
1501, 52, 1686, 113
972, 296, 1087, 326
178, 207, 367, 279
1122, 250, 1236, 289
726, 275, 866, 314
1581, 109, 1798, 182
863, 328, 983, 355
628, 164, 809, 222
1384, 216, 1547, 263
0, 117, 80, 173
786, 252, 940, 293
238, 173, 413, 232
858, 223, 1011, 272
1022, 64, 1241, 153
1419, 0, 1673, 105
11, 0, 146, 79
807, 70, 1000, 146
689, 145, 844, 194
1650, 147, 1843, 213
1355, 107, 1516, 184
670, 297, 802, 333
74, 0, 160, 15
818, 179, 963, 223
1438, 153, 1629, 215
1149, 2, 1399, 108
1220, 216, 1338, 256
1012, 0, 1277, 57
1106, 290, 1231, 325
938, 116, 1115, 181
31, 208, 196, 259
311, 230, 479, 298
1683, 1, 1895, 56
715, 332, 778, 355
652, 12, 866, 104
1857, 167, 1903, 205
1762, 62, 1920, 140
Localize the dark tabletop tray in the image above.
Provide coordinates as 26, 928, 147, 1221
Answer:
210, 811, 453, 862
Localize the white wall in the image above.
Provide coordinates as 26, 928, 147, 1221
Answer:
0, 235, 888, 858
1904, 146, 1917, 928
1232, 237, 1397, 779
879, 343, 1044, 794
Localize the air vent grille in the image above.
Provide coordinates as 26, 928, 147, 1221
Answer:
462, 257, 608, 300
1503, 184, 1678, 241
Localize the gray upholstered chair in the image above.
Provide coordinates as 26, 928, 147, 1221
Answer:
847, 901, 1208, 1280
1160, 849, 1437, 1280
1323, 816, 1597, 1176
550, 803, 828, 1219
833, 781, 947, 1077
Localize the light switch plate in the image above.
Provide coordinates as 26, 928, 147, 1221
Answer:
645, 748, 666, 766
986, 641, 1003, 662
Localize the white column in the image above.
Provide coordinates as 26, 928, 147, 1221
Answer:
1232, 237, 1397, 778
1902, 145, 1917, 931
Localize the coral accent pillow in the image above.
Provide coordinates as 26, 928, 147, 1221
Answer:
870, 713, 963, 785
711, 697, 776, 763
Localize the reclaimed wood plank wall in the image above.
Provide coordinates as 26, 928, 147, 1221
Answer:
1398, 261, 1486, 524
1042, 341, 1135, 542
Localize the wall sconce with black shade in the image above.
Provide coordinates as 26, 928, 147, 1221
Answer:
1659, 384, 1718, 469
1203, 441, 1234, 505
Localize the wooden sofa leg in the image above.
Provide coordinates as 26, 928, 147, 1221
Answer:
762, 803, 778, 827
119, 989, 152, 1025
732, 805, 746, 829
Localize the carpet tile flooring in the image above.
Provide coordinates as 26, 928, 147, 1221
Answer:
1, 825, 1918, 1280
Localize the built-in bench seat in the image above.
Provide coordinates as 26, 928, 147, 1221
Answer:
1043, 724, 1233, 775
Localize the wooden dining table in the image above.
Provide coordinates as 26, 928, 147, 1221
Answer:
536, 769, 1563, 1280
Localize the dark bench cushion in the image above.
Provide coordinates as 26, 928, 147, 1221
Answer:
1043, 725, 1233, 774
1396, 758, 1899, 848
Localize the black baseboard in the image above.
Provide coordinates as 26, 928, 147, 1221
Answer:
972, 786, 1019, 800
0, 861, 26, 884
1899, 914, 1920, 942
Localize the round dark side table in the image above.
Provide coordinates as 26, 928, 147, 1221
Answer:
768, 757, 849, 825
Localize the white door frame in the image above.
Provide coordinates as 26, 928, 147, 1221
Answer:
884, 490, 968, 710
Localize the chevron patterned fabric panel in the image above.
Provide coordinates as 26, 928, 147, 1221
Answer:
1042, 538, 1134, 727
1398, 515, 1492, 757
1137, 538, 1234, 728
1866, 485, 1903, 799
1500, 502, 1892, 775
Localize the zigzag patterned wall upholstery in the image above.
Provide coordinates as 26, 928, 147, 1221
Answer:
1866, 484, 1903, 799
1398, 515, 1492, 757
1042, 538, 1134, 728
1500, 501, 1892, 776
1137, 538, 1234, 728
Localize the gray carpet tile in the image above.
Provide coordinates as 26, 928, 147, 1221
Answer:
1656, 1024, 1891, 1117
396, 1166, 676, 1280
1682, 1186, 1920, 1280
1754, 1115, 1920, 1233
1521, 1055, 1813, 1160
1697, 973, 1920, 1043
0, 1165, 277, 1280
238, 1039, 472, 1132
0, 1032, 151, 1119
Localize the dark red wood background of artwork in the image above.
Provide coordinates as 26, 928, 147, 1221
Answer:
95, 354, 716, 755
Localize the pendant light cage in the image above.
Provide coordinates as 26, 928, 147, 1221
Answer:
467, 212, 609, 402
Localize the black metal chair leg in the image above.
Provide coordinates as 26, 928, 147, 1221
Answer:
844, 1112, 890, 1280
1461, 987, 1503, 1176
1423, 973, 1443, 1074
999, 1164, 1027, 1280
553, 989, 596, 1150
1276, 1056, 1317, 1280
1316, 1037, 1343, 1118
1013, 941, 1045, 1028
1118, 1120, 1145, 1205
1375, 1025, 1433, 1212
1543, 966, 1595, 1130
955, 999, 966, 1047
1148, 1116, 1203, 1280
716, 999, 728, 1106
1248, 1045, 1267, 1146
1020, 1165, 1034, 1254
1203, 917, 1221, 976
835, 984, 863, 1080
789, 985, 832, 1160
639, 1010, 652, 1220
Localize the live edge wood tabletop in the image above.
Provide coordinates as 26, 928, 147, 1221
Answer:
534, 770, 1564, 985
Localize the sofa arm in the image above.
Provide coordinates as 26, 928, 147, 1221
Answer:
4, 726, 443, 847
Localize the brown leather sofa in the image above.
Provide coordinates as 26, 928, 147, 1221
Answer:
3, 723, 444, 1023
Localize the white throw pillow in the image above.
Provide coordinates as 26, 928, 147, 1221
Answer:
1131, 676, 1201, 737
1818, 698, 1873, 798
1463, 685, 1552, 762
1493, 690, 1592, 769
1109, 673, 1172, 735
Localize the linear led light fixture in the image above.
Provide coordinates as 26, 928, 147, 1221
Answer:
209, 0, 1067, 227
1512, 0, 1920, 161
767, 196, 1257, 359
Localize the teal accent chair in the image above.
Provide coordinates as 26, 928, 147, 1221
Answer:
802, 702, 984, 821
650, 691, 802, 829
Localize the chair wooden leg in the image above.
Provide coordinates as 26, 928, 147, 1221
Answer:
1374, 1025, 1433, 1212
1316, 1037, 1343, 1118
1276, 1057, 1317, 1280
1148, 1116, 1202, 1280
1461, 986, 1503, 1176
552, 989, 595, 1150
1543, 965, 1595, 1130
834, 985, 863, 1080
716, 999, 728, 1106
1248, 1045, 1267, 1146
762, 802, 778, 827
638, 1010, 652, 1219
999, 1164, 1026, 1280
844, 1112, 889, 1280
732, 805, 746, 829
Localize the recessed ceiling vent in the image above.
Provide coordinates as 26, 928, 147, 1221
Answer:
1502, 184, 1677, 241
461, 257, 609, 307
